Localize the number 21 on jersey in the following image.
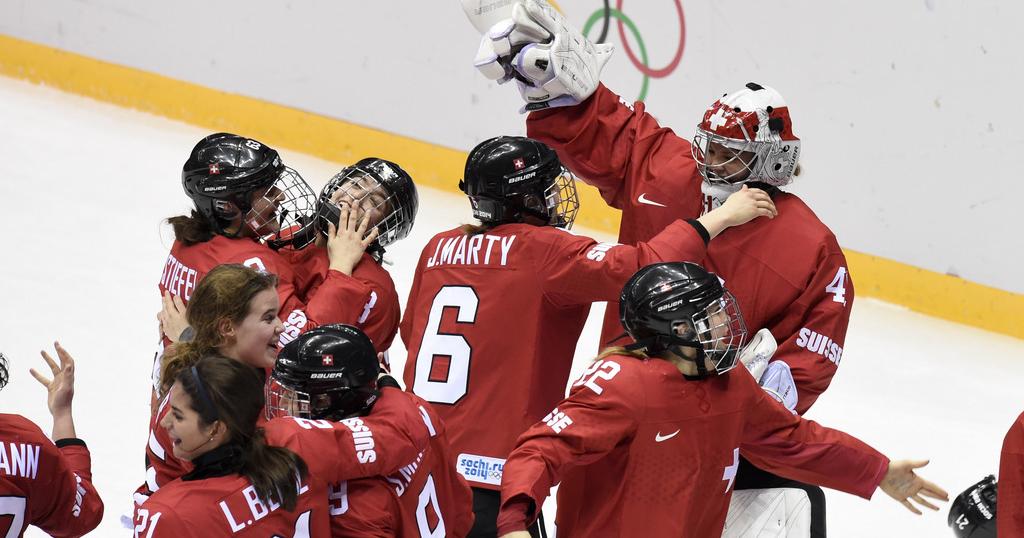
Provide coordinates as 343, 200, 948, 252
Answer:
412, 286, 479, 405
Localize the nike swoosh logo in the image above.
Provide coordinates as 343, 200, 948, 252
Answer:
655, 430, 680, 442
637, 193, 667, 207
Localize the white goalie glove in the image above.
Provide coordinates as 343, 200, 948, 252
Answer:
472, 0, 614, 112
738, 328, 798, 413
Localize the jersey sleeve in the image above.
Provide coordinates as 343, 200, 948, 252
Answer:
527, 83, 701, 214
770, 249, 852, 414
32, 439, 104, 538
270, 388, 431, 483
349, 259, 401, 354
998, 412, 1024, 536
264, 253, 374, 348
736, 370, 888, 499
498, 359, 641, 532
534, 220, 708, 306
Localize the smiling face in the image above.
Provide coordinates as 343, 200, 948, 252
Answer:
218, 288, 284, 369
160, 381, 222, 461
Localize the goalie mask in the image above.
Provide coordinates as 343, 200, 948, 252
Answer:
182, 133, 318, 250
266, 324, 380, 421
314, 158, 419, 252
691, 83, 801, 188
620, 262, 747, 379
948, 475, 997, 538
460, 136, 579, 229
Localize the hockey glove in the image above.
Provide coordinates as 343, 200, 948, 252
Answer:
759, 361, 798, 413
474, 0, 613, 112
738, 328, 777, 381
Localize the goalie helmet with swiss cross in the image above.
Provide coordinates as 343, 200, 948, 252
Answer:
691, 83, 801, 188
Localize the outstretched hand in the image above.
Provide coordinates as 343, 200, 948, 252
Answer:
30, 342, 76, 419
879, 459, 949, 515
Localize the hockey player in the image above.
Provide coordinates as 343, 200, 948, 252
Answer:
0, 346, 103, 537
143, 265, 421, 496
496, 262, 948, 538
154, 132, 376, 403
132, 353, 433, 537
266, 324, 474, 537
473, 2, 857, 532
401, 135, 776, 536
286, 158, 419, 361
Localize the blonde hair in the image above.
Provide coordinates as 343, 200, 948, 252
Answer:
595, 346, 649, 361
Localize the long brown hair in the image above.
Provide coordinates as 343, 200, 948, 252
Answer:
167, 210, 216, 245
177, 354, 307, 510
160, 264, 278, 396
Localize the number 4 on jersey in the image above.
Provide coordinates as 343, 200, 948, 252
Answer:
825, 267, 848, 306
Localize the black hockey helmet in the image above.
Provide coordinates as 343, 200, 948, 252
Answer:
182, 133, 318, 249
948, 475, 997, 538
266, 324, 380, 421
620, 262, 747, 378
0, 353, 8, 391
459, 136, 579, 228
314, 157, 419, 253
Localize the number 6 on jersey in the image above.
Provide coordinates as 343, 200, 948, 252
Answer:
412, 286, 479, 405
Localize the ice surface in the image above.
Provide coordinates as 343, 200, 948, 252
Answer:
1, 75, 1020, 537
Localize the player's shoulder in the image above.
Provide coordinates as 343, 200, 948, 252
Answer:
354, 253, 396, 289
568, 355, 652, 403
0, 414, 55, 451
772, 192, 841, 247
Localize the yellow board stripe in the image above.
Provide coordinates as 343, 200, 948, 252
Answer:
1, 33, 1020, 339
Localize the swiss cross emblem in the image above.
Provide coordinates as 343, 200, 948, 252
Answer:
208, 163, 221, 175
322, 354, 334, 366
513, 158, 526, 170
708, 107, 729, 131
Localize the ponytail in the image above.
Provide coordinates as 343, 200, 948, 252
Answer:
241, 429, 309, 511
168, 210, 215, 245
595, 345, 649, 361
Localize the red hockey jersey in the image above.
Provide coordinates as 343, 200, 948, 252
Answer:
133, 387, 433, 537
497, 356, 889, 537
999, 410, 1024, 536
141, 386, 430, 494
326, 393, 474, 537
528, 84, 852, 414
401, 220, 707, 490
0, 414, 103, 538
287, 248, 402, 356
132, 472, 331, 537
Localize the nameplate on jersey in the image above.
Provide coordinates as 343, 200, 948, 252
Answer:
455, 453, 505, 486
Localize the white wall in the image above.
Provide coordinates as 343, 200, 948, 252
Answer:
2, 0, 1021, 292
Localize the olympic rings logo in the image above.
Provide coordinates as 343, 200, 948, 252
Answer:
579, 0, 687, 102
